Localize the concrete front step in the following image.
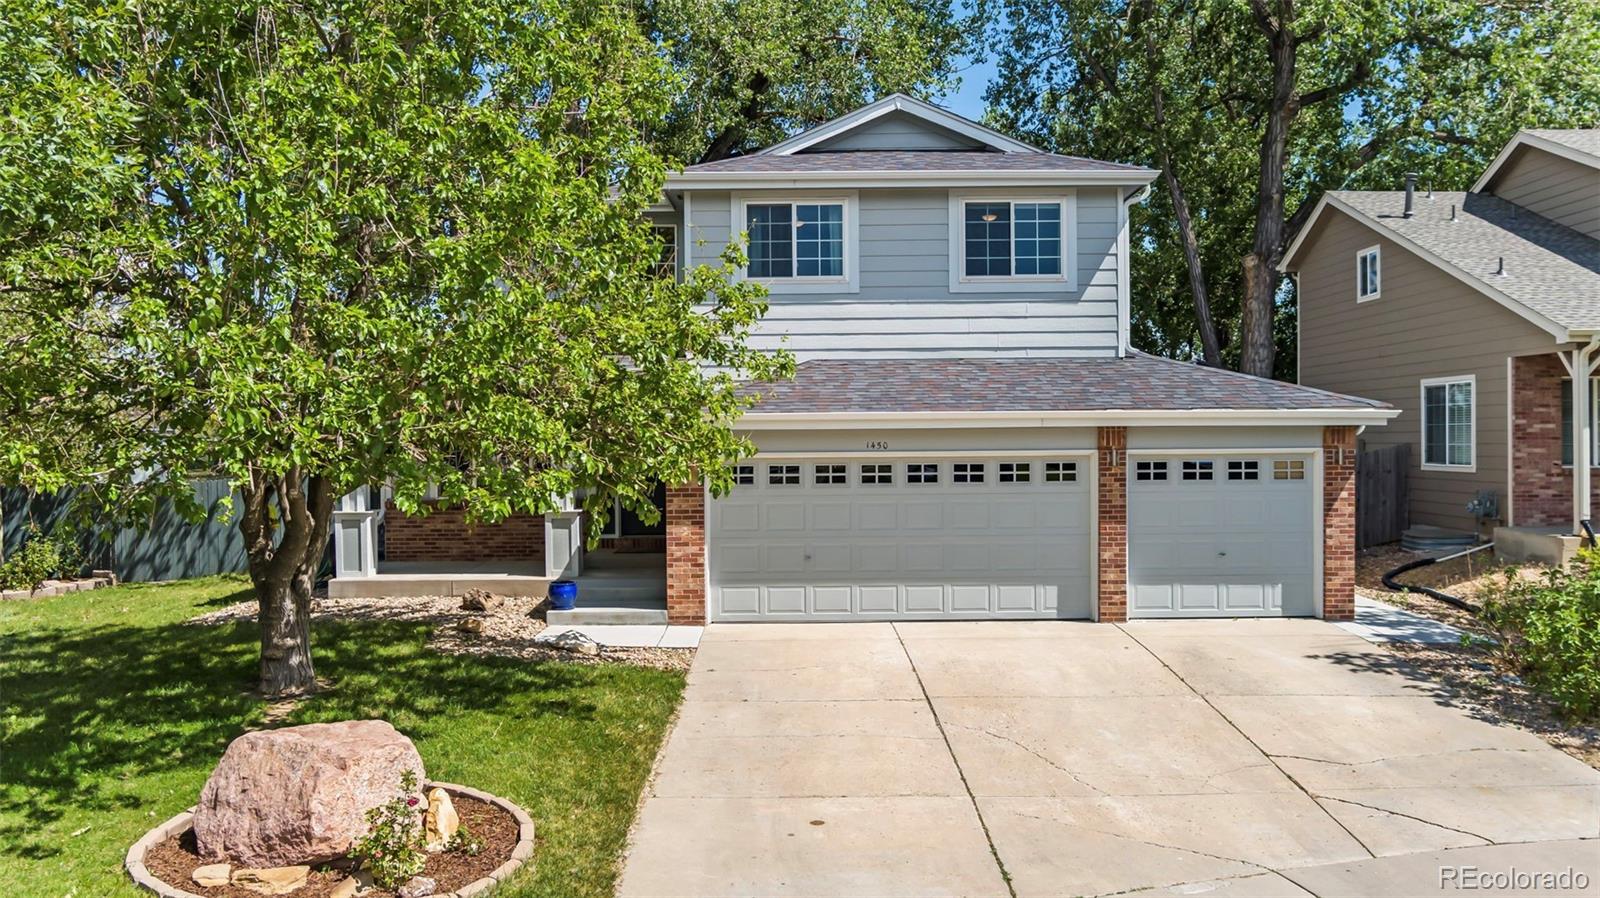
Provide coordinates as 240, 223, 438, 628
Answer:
547, 603, 669, 626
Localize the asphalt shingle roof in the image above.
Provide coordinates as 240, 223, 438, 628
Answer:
738, 353, 1390, 414
683, 150, 1149, 175
1329, 191, 1600, 332
1526, 129, 1600, 158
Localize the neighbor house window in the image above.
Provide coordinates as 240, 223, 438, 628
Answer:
962, 200, 1063, 278
1559, 377, 1600, 466
1421, 376, 1474, 469
745, 201, 845, 279
653, 225, 678, 279
1357, 246, 1381, 301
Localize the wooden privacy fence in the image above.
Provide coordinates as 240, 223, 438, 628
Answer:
1356, 443, 1409, 548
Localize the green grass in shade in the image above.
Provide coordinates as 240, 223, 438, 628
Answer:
0, 576, 684, 897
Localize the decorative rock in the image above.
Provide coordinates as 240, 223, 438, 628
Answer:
456, 616, 486, 635
329, 875, 361, 898
398, 874, 437, 898
193, 720, 426, 867
460, 589, 503, 612
192, 862, 231, 887
231, 865, 310, 895
424, 787, 460, 851
542, 629, 601, 656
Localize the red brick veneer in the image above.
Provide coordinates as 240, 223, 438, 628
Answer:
383, 502, 544, 563
665, 481, 706, 624
1323, 426, 1357, 621
1511, 353, 1597, 527
1097, 427, 1128, 622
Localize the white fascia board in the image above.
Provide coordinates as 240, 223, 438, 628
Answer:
736, 408, 1401, 430
1472, 131, 1600, 194
758, 93, 1044, 156
665, 170, 1160, 191
1278, 193, 1572, 342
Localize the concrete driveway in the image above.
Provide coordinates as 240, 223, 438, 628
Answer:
618, 620, 1600, 898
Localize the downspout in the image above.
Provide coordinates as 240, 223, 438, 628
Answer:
1117, 185, 1153, 358
1574, 336, 1600, 536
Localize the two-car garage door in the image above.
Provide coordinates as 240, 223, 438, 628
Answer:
706, 453, 1319, 621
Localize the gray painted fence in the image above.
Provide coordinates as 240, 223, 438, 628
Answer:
1357, 443, 1410, 548
2, 480, 249, 582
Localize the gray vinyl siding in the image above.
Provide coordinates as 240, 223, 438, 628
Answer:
686, 187, 1122, 358
806, 111, 983, 152
1295, 208, 1556, 532
1489, 147, 1600, 240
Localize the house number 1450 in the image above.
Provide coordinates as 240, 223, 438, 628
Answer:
866, 441, 889, 450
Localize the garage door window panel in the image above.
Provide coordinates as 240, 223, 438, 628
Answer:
1421, 376, 1475, 470
998, 462, 1031, 483
730, 464, 756, 486
814, 463, 847, 485
953, 462, 986, 483
1135, 461, 1167, 481
1273, 459, 1305, 480
768, 464, 800, 485
860, 463, 894, 485
1227, 460, 1260, 481
1181, 460, 1214, 481
1044, 461, 1077, 482
907, 463, 940, 484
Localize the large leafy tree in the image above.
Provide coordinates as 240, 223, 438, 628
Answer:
981, 0, 1600, 377
638, 0, 968, 161
0, 0, 788, 696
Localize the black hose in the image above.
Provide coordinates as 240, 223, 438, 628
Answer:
1381, 556, 1480, 614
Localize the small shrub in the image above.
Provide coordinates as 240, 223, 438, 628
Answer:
446, 823, 483, 857
352, 769, 427, 889
1479, 551, 1600, 719
0, 528, 65, 592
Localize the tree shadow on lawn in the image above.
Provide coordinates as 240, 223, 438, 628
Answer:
0, 591, 635, 865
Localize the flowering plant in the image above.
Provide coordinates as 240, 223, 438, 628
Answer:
352, 770, 427, 888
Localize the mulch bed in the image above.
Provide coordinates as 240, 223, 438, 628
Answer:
144, 794, 518, 898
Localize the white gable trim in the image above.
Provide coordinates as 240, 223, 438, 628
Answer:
1279, 193, 1570, 341
1472, 130, 1600, 194
758, 93, 1043, 157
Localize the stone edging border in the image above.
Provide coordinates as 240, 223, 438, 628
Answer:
125, 780, 535, 898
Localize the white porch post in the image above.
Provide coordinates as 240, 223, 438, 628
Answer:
1575, 343, 1599, 534
331, 488, 378, 578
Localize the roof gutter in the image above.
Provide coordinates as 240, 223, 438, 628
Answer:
735, 408, 1400, 430
664, 170, 1161, 191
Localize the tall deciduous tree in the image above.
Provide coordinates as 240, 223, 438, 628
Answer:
981, 0, 1600, 377
0, 0, 789, 696
638, 0, 968, 161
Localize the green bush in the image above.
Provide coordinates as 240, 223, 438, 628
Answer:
0, 528, 66, 592
1480, 551, 1600, 720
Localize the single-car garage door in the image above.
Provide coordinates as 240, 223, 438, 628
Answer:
1128, 454, 1317, 618
708, 457, 1093, 621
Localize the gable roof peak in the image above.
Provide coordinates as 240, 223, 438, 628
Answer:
757, 93, 1044, 157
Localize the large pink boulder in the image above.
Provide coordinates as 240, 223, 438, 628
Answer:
193, 720, 426, 867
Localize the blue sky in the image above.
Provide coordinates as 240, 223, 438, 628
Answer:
943, 53, 1000, 121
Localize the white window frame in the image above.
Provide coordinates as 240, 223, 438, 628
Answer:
652, 223, 678, 280
949, 193, 1078, 293
1356, 245, 1381, 302
1558, 375, 1600, 468
1420, 375, 1476, 472
731, 192, 860, 294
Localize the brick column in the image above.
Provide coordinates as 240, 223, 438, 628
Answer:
1097, 427, 1128, 622
1323, 426, 1358, 621
665, 480, 707, 624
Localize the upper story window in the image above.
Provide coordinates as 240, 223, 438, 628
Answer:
739, 197, 856, 285
652, 225, 678, 279
1421, 375, 1474, 470
1356, 245, 1381, 301
950, 194, 1076, 293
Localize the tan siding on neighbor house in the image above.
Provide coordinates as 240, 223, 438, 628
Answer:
1488, 146, 1600, 240
1295, 207, 1556, 532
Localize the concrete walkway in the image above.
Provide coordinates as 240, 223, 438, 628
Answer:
618, 619, 1600, 898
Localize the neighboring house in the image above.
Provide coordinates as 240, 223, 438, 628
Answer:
1285, 129, 1600, 538
331, 94, 1396, 625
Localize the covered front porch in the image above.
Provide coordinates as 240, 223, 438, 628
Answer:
1502, 348, 1600, 562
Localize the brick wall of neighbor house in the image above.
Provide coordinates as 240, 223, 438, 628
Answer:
382, 502, 544, 563
1323, 426, 1357, 621
1097, 427, 1128, 622
1511, 353, 1600, 528
665, 482, 706, 624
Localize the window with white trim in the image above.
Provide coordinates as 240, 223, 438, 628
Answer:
1357, 246, 1381, 301
1421, 376, 1474, 469
953, 462, 986, 483
998, 462, 1031, 483
1181, 460, 1214, 481
956, 198, 1069, 284
1227, 460, 1259, 481
652, 225, 678, 279
814, 463, 847, 485
1044, 461, 1077, 482
746, 201, 845, 280
1559, 377, 1600, 466
1135, 461, 1167, 481
730, 464, 755, 486
907, 463, 940, 484
767, 464, 800, 485
860, 463, 893, 485
1273, 459, 1305, 481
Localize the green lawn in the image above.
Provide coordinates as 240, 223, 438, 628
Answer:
0, 576, 684, 897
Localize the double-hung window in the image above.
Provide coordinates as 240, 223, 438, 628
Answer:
953, 196, 1073, 291
742, 198, 850, 285
1421, 376, 1474, 469
1356, 246, 1381, 301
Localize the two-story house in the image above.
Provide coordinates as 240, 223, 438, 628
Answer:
329, 95, 1396, 625
1285, 129, 1600, 549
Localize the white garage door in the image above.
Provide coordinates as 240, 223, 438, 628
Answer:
708, 457, 1093, 621
1128, 455, 1317, 618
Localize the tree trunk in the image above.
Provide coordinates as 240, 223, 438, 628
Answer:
1240, 0, 1299, 378
240, 468, 334, 697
